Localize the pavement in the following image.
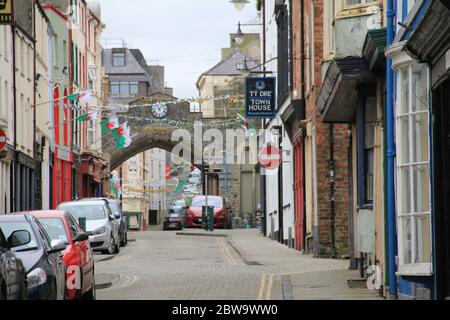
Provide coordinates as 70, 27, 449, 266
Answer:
93, 228, 382, 300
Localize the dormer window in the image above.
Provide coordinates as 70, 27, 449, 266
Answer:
236, 63, 246, 70
113, 52, 125, 67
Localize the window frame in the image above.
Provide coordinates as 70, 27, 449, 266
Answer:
395, 62, 433, 276
112, 52, 125, 67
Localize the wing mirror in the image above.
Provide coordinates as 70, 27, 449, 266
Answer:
49, 239, 67, 254
108, 215, 115, 221
7, 230, 31, 249
73, 232, 89, 243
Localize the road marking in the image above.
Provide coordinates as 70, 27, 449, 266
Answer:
257, 274, 267, 300
265, 274, 274, 300
217, 238, 238, 266
220, 239, 239, 265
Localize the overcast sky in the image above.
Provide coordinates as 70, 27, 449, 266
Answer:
98, 0, 259, 98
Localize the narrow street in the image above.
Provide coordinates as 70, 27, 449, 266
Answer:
94, 229, 380, 300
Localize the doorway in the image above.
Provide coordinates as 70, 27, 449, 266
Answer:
433, 78, 450, 299
294, 138, 305, 251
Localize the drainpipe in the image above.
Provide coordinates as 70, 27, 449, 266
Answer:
12, 23, 17, 213
386, 0, 398, 300
329, 124, 337, 259
300, 0, 307, 253
261, 0, 267, 236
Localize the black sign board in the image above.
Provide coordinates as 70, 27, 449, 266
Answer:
245, 77, 276, 118
0, 0, 13, 25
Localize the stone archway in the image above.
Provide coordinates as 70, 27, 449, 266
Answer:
102, 101, 205, 170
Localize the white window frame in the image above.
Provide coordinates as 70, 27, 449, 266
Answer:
395, 61, 433, 276
344, 0, 377, 9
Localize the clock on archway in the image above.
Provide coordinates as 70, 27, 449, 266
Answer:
150, 103, 169, 119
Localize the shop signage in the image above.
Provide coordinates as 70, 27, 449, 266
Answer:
245, 77, 276, 118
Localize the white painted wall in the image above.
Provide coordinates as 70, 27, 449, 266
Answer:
0, 25, 13, 214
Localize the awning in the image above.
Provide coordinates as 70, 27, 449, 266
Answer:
363, 28, 387, 75
280, 99, 305, 142
405, 0, 450, 66
316, 57, 375, 123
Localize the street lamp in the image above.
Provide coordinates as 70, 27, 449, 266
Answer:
230, 0, 249, 11
234, 21, 245, 45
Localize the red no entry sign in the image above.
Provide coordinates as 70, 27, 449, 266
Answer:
259, 145, 281, 170
0, 129, 6, 151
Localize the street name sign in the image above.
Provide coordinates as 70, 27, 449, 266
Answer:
245, 77, 276, 118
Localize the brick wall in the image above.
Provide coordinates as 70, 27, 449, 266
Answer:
299, 0, 350, 258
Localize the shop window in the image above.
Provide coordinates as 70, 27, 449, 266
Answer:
396, 63, 432, 274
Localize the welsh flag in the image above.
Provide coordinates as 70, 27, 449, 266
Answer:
78, 111, 98, 122
112, 122, 132, 150
238, 113, 256, 137
67, 91, 92, 105
101, 113, 119, 134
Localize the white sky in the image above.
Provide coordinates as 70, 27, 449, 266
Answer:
98, 0, 259, 98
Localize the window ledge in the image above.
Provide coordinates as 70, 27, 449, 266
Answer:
336, 4, 380, 19
396, 264, 433, 277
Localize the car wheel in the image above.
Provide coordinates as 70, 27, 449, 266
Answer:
106, 234, 115, 255
114, 236, 120, 254
83, 270, 96, 300
0, 279, 6, 300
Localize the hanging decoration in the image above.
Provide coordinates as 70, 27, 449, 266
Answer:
78, 111, 98, 122
100, 113, 119, 134
112, 122, 132, 150
238, 113, 256, 138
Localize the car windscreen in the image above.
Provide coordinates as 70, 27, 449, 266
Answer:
191, 196, 223, 208
0, 221, 39, 252
38, 218, 69, 244
58, 204, 107, 221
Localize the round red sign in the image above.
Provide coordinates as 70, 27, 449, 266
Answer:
259, 145, 281, 170
0, 129, 6, 151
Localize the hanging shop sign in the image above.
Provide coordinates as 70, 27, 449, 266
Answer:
0, 0, 13, 25
245, 77, 276, 118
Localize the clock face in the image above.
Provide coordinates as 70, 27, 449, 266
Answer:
151, 103, 168, 119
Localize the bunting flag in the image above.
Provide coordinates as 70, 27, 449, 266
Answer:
101, 113, 119, 134
112, 122, 132, 150
238, 114, 256, 137
78, 111, 98, 122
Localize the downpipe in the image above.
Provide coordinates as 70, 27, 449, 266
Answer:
386, 0, 398, 300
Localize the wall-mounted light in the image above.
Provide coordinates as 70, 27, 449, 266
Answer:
230, 0, 249, 11
62, 66, 68, 75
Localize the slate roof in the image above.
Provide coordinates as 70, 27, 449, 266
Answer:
103, 48, 153, 85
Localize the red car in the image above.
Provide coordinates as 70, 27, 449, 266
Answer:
29, 211, 96, 300
186, 196, 232, 229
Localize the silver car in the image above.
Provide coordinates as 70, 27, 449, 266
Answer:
57, 200, 120, 254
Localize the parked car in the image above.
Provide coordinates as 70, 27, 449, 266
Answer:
30, 211, 96, 300
163, 210, 184, 231
0, 214, 66, 300
57, 200, 120, 255
0, 227, 27, 300
81, 198, 128, 247
186, 196, 232, 229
